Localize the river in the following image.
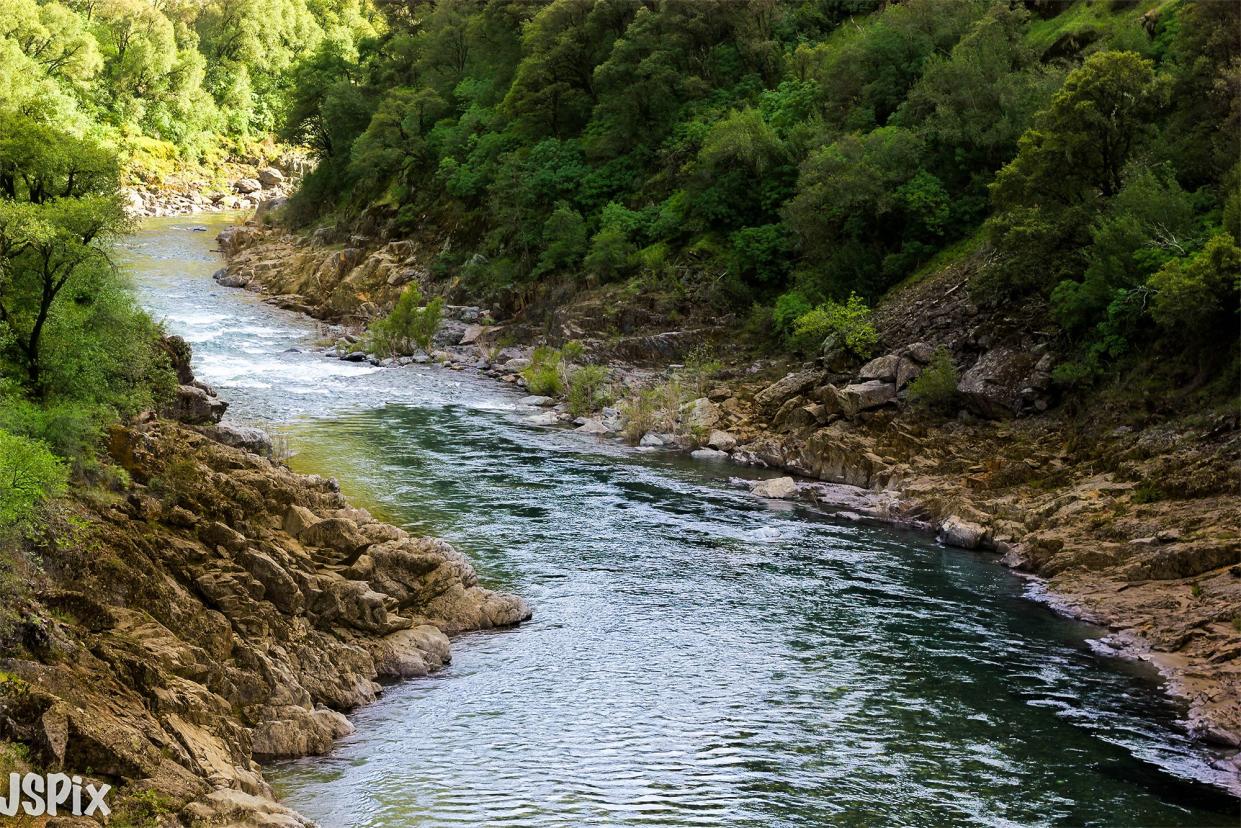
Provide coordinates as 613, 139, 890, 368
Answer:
120, 216, 1239, 826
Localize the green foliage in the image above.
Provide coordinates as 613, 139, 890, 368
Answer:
992, 51, 1165, 209
1147, 234, 1241, 347
271, 0, 1236, 397
0, 115, 175, 469
522, 346, 565, 397
772, 290, 812, 340
906, 348, 958, 413
0, 0, 378, 162
0, 429, 67, 528
366, 285, 443, 357
789, 294, 878, 358
536, 202, 588, 276
567, 363, 608, 417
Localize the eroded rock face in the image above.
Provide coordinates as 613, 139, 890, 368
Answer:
0, 421, 530, 824
202, 423, 273, 456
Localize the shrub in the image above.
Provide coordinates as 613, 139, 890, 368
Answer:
366, 286, 443, 356
789, 293, 878, 357
681, 344, 722, 398
772, 290, 812, 338
567, 364, 609, 416
522, 346, 564, 396
906, 347, 959, 412
0, 430, 68, 529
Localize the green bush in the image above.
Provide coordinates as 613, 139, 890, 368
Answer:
567, 364, 609, 416
772, 290, 813, 339
906, 347, 959, 412
0, 430, 68, 529
789, 293, 878, 358
522, 346, 565, 396
1147, 234, 1241, 345
366, 285, 444, 357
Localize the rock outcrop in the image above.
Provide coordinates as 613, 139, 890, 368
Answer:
0, 420, 529, 824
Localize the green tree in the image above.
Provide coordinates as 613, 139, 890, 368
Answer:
1147, 234, 1241, 345
991, 51, 1165, 207
0, 429, 67, 528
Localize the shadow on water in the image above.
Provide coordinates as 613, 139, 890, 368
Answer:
124, 218, 1240, 827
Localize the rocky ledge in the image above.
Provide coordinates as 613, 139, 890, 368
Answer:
0, 413, 528, 825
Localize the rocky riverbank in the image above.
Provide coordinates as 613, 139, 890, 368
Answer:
211, 218, 1241, 792
121, 149, 309, 219
0, 342, 529, 825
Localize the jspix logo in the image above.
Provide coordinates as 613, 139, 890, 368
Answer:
0, 773, 111, 817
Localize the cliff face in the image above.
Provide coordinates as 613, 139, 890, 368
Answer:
0, 417, 529, 825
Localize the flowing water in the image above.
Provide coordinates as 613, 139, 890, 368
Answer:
122, 216, 1240, 827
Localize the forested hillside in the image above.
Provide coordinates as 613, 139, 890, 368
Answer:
284, 0, 1238, 395
1, 0, 378, 165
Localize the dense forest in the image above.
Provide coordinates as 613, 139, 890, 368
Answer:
282, 0, 1238, 388
0, 0, 1238, 527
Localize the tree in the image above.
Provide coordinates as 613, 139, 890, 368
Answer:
0, 429, 66, 528
0, 115, 128, 395
1147, 234, 1241, 345
895, 4, 1058, 175
991, 51, 1165, 207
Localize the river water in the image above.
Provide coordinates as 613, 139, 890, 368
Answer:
121, 216, 1239, 827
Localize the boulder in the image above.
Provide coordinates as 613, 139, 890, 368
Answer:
838, 381, 897, 417
213, 266, 251, 288
600, 407, 624, 432
250, 705, 353, 759
754, 369, 821, 412
750, 476, 798, 499
938, 515, 990, 550
254, 197, 287, 222
680, 397, 721, 430
639, 432, 671, 447
160, 334, 195, 384
369, 626, 451, 679
519, 395, 554, 407
858, 354, 901, 382
299, 517, 369, 554
122, 189, 146, 214
957, 347, 1040, 419
182, 789, 311, 828
904, 342, 935, 364
431, 319, 464, 346
526, 411, 560, 426
575, 419, 609, 435
707, 430, 738, 451
691, 448, 727, 461
257, 167, 285, 187
202, 423, 272, 456
282, 505, 319, 537
895, 358, 923, 389
169, 384, 227, 424
233, 177, 262, 194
